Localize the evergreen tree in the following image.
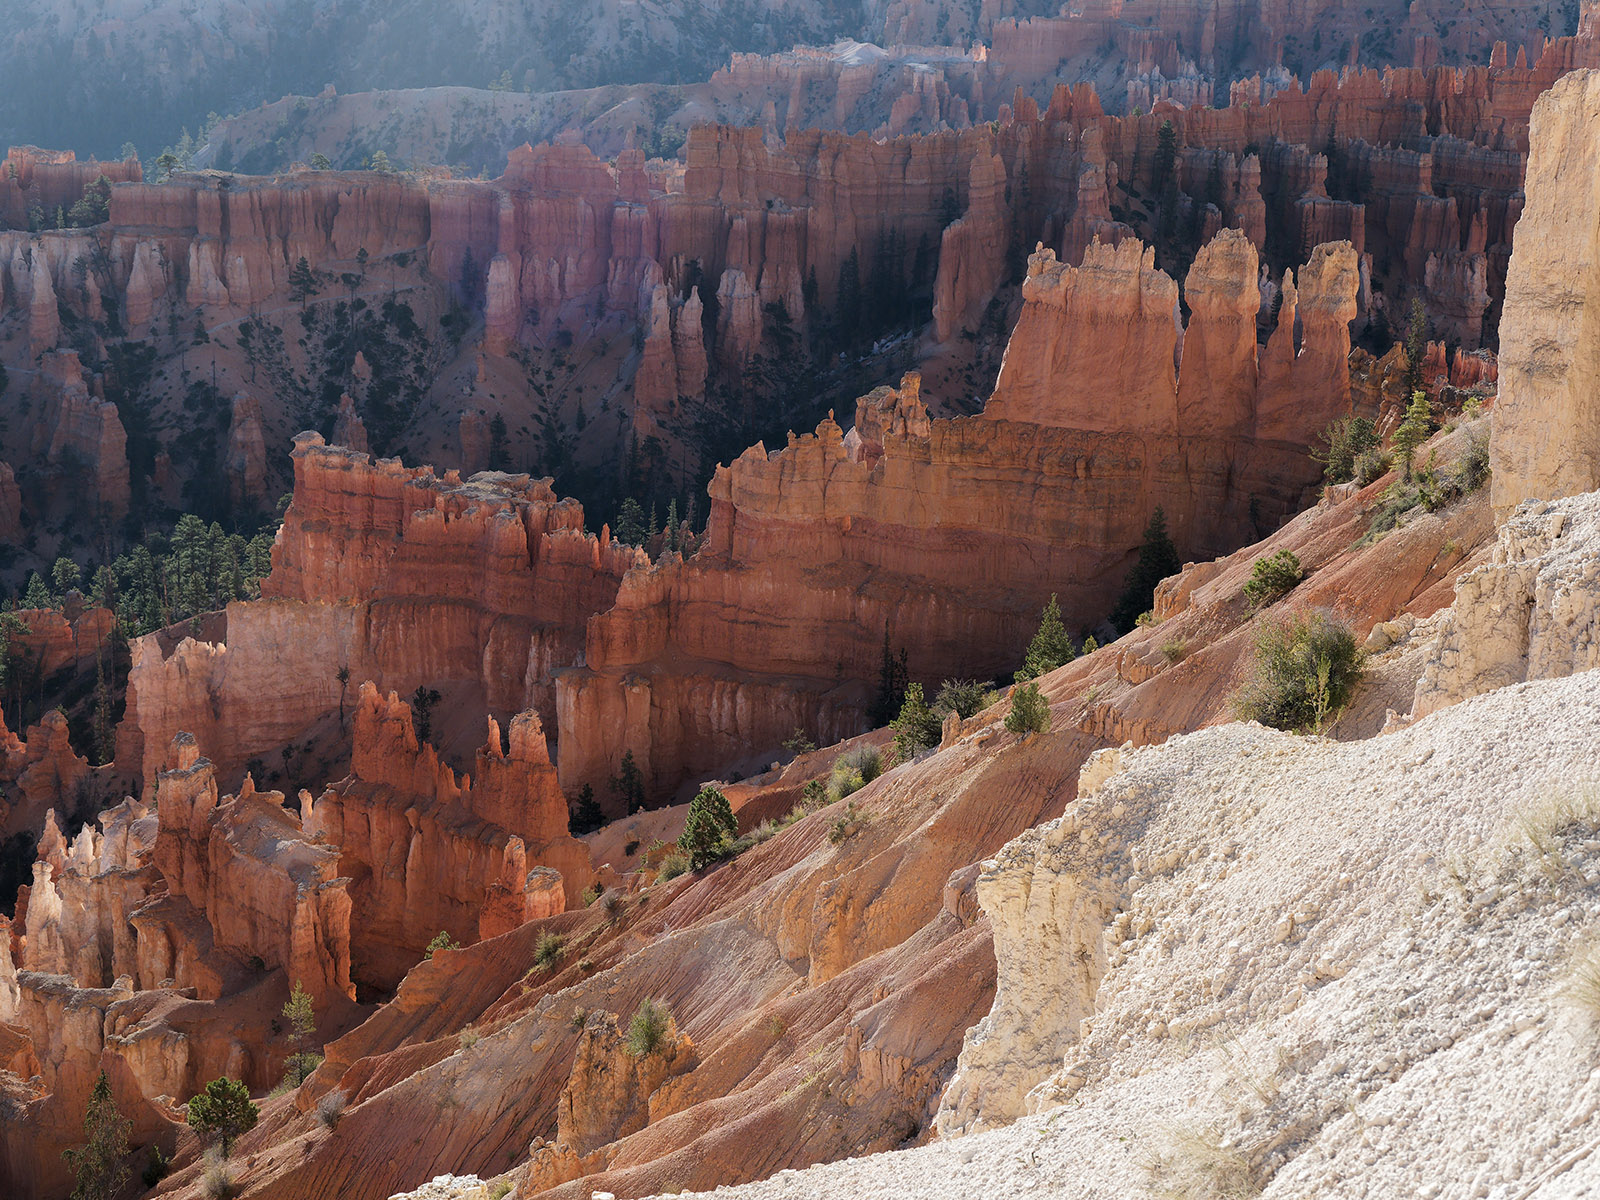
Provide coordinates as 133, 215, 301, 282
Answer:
569, 783, 605, 835
1402, 297, 1429, 398
1015, 594, 1076, 682
281, 980, 320, 1087
367, 151, 392, 173
63, 1070, 130, 1200
1392, 390, 1434, 481
891, 682, 943, 759
155, 151, 179, 181
613, 498, 646, 546
609, 750, 647, 814
1152, 120, 1179, 194
22, 571, 53, 609
289, 257, 319, 307
310, 152, 332, 171
836, 249, 862, 346
51, 557, 82, 597
870, 627, 909, 727
185, 1078, 258, 1156
664, 498, 680, 551
1110, 507, 1182, 633
678, 785, 737, 870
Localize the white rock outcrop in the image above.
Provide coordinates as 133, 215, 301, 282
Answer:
654, 668, 1600, 1199
1414, 489, 1600, 716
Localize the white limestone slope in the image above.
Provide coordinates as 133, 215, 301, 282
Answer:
651, 668, 1600, 1199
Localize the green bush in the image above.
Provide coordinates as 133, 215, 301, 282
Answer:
534, 931, 565, 970
1233, 611, 1365, 732
1313, 415, 1380, 484
891, 683, 943, 759
1454, 425, 1490, 494
1354, 447, 1392, 486
1242, 549, 1304, 609
828, 801, 865, 845
423, 930, 459, 960
679, 785, 738, 870
626, 998, 672, 1057
934, 678, 997, 720
828, 745, 883, 802
656, 850, 690, 881
1004, 681, 1051, 736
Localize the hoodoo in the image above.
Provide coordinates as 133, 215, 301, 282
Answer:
4, 11, 1600, 1200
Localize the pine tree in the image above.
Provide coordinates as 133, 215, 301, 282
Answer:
310, 152, 332, 171
664, 498, 680, 551
569, 783, 605, 835
870, 627, 909, 727
1392, 390, 1434, 482
613, 498, 646, 546
186, 1077, 258, 1157
63, 1070, 131, 1200
1015, 594, 1076, 682
51, 557, 82, 597
610, 750, 647, 814
1402, 298, 1429, 398
891, 682, 943, 759
1110, 507, 1182, 633
679, 785, 737, 870
289, 257, 319, 307
281, 980, 320, 1087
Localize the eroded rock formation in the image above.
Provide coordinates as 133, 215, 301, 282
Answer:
559, 233, 1362, 800
1491, 67, 1600, 517
116, 435, 641, 789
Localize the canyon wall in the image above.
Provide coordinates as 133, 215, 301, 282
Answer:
1491, 68, 1600, 517
116, 435, 641, 791
556, 232, 1362, 801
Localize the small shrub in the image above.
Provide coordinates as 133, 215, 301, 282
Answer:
1313, 414, 1380, 484
458, 1026, 480, 1050
623, 838, 640, 856
578, 957, 595, 972
782, 728, 816, 755
1233, 611, 1365, 733
581, 883, 600, 907
489, 1182, 513, 1200
423, 930, 459, 960
1454, 425, 1490, 493
1562, 943, 1600, 1038
1005, 681, 1051, 736
827, 745, 883, 802
1161, 639, 1186, 664
282, 1051, 322, 1088
891, 682, 943, 759
657, 850, 690, 881
1242, 549, 1304, 609
534, 932, 565, 970
604, 892, 623, 919
142, 1145, 171, 1187
1354, 447, 1391, 486
570, 1007, 588, 1030
829, 802, 864, 845
801, 778, 827, 807
934, 678, 997, 719
202, 1148, 236, 1200
315, 1090, 346, 1130
626, 998, 672, 1057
